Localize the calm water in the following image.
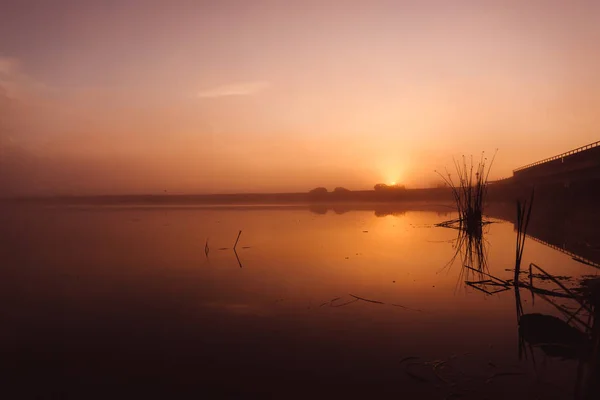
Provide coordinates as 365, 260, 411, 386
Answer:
1, 204, 597, 399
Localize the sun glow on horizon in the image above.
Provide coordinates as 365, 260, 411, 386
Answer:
0, 2, 599, 196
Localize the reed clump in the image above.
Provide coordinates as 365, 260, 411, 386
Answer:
436, 151, 497, 235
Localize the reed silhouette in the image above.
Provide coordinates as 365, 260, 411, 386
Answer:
513, 270, 600, 400
436, 151, 497, 234
442, 222, 490, 278
464, 197, 600, 399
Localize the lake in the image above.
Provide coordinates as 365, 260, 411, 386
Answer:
1, 204, 598, 399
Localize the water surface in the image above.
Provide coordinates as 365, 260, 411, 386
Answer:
1, 205, 597, 399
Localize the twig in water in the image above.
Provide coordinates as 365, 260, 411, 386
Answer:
205, 238, 209, 257
530, 262, 588, 312
331, 298, 359, 307
234, 248, 243, 268
349, 294, 385, 304
234, 230, 242, 250
320, 297, 340, 307
466, 282, 494, 295
391, 304, 424, 312
463, 265, 508, 285
533, 292, 590, 330
319, 297, 343, 307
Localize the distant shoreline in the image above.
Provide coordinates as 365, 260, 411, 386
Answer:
1, 188, 455, 205
2, 178, 598, 207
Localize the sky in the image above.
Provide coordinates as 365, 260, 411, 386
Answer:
1, 0, 599, 195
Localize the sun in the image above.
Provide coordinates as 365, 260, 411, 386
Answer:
390, 181, 397, 186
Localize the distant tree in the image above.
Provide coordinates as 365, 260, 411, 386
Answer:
308, 187, 329, 200
374, 183, 389, 191
333, 187, 351, 193
309, 187, 328, 195
331, 187, 351, 200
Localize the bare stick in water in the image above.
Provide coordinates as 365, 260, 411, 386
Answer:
331, 298, 359, 307
205, 238, 209, 257
349, 294, 385, 304
234, 248, 243, 268
234, 230, 242, 250
463, 265, 508, 285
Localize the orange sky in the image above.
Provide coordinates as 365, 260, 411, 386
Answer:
1, 0, 599, 195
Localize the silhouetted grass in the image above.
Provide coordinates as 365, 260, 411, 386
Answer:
435, 151, 497, 235
514, 190, 534, 287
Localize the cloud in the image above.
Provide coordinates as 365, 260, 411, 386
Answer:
0, 56, 48, 100
0, 57, 20, 75
197, 81, 270, 98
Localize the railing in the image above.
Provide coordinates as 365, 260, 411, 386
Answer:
527, 235, 600, 269
488, 176, 512, 184
513, 140, 600, 173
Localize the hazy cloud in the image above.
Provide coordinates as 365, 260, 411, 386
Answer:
197, 81, 270, 98
0, 56, 50, 102
0, 57, 27, 99
0, 57, 20, 75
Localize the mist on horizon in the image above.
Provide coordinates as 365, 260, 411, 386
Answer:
1, 0, 599, 196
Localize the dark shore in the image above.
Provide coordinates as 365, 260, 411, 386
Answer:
3, 174, 599, 208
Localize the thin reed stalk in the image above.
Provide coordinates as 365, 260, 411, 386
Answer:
234, 230, 242, 250
514, 190, 534, 287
